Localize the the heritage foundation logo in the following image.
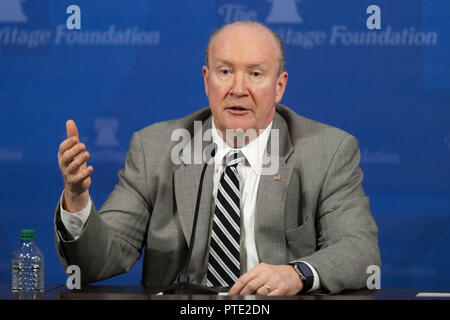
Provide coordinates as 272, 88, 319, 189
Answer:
94, 119, 119, 148
90, 118, 126, 163
0, 2, 160, 49
215, 0, 438, 49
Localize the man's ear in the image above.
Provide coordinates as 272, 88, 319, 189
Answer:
202, 65, 210, 97
275, 71, 288, 104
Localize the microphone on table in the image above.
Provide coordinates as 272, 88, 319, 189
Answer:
162, 142, 228, 294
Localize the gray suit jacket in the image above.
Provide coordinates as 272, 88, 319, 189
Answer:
54, 104, 381, 294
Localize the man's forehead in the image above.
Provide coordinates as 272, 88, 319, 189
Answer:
211, 23, 277, 48
209, 24, 280, 60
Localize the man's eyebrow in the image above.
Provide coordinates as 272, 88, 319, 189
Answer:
215, 59, 234, 66
246, 63, 268, 69
214, 59, 268, 69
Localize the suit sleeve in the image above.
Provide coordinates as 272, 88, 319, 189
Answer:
299, 134, 381, 294
54, 131, 152, 284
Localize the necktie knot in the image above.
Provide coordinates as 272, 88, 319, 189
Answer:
225, 150, 245, 168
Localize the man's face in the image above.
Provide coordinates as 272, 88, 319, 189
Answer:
203, 24, 288, 138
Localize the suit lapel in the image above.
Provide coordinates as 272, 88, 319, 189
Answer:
174, 116, 214, 280
255, 110, 295, 265
174, 164, 213, 245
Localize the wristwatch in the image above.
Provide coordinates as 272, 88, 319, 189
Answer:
289, 262, 314, 293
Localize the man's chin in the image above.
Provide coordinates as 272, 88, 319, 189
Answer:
223, 123, 254, 134
219, 122, 262, 147
221, 115, 254, 132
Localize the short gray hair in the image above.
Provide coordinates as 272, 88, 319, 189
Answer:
204, 21, 286, 76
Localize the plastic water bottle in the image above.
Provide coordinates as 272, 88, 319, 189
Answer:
11, 229, 44, 299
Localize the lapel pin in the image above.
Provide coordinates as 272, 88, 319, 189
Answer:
273, 173, 281, 181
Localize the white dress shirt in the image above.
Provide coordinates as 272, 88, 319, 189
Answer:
210, 119, 271, 274
60, 118, 320, 292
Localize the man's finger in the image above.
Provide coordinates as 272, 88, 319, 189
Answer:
267, 288, 283, 296
228, 272, 258, 295
67, 151, 89, 174
256, 285, 270, 296
71, 165, 93, 184
228, 278, 246, 295
66, 119, 79, 138
61, 143, 86, 167
239, 277, 267, 295
58, 136, 79, 156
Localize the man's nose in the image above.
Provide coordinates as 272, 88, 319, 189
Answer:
229, 73, 248, 97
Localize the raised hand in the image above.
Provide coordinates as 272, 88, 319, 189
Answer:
58, 120, 93, 213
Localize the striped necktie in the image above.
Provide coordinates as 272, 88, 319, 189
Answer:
206, 150, 245, 287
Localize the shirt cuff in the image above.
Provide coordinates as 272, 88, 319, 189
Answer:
297, 260, 321, 292
59, 191, 92, 240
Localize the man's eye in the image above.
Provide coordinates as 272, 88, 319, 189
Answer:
220, 69, 230, 75
251, 71, 262, 77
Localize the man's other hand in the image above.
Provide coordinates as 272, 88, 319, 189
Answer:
228, 263, 303, 296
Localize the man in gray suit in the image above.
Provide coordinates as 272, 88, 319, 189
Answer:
56, 21, 380, 295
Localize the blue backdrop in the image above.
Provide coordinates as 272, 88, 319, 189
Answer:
0, 0, 449, 291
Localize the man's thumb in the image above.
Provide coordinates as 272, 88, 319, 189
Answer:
66, 120, 79, 139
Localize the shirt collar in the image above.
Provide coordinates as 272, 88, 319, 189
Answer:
211, 118, 273, 174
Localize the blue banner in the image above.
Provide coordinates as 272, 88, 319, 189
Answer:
0, 0, 449, 290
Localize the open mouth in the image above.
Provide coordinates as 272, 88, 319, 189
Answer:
228, 106, 247, 111
226, 106, 250, 112
226, 106, 250, 115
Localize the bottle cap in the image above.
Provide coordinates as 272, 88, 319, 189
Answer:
20, 229, 35, 241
